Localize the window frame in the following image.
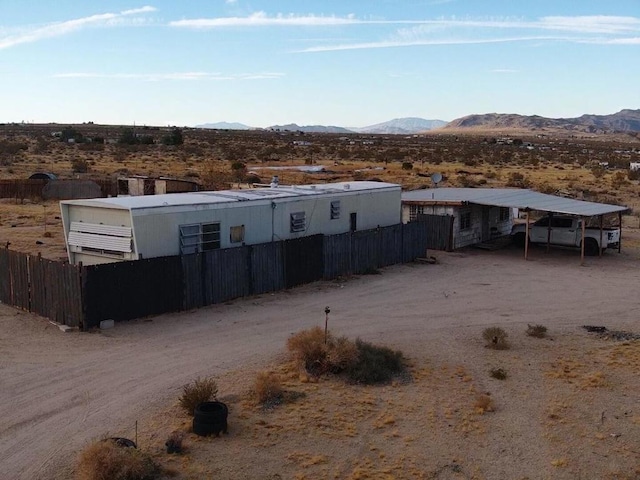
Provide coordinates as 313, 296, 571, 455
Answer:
290, 211, 306, 233
459, 210, 472, 231
179, 222, 221, 254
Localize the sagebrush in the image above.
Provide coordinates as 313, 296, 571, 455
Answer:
287, 326, 358, 376
254, 371, 284, 405
76, 440, 159, 480
179, 377, 218, 415
526, 324, 548, 338
346, 339, 405, 385
482, 327, 509, 350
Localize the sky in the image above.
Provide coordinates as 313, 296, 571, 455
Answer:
0, 1, 639, 128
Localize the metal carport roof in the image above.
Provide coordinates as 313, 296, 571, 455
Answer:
402, 188, 629, 217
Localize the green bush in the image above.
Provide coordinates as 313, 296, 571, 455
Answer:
345, 339, 405, 384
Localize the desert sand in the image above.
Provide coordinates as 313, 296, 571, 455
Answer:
1, 243, 640, 479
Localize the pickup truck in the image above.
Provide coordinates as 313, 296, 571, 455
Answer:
511, 215, 620, 255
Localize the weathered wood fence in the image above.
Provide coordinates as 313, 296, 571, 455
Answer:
418, 214, 455, 251
0, 222, 428, 330
0, 179, 116, 201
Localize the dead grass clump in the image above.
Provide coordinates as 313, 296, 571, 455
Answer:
474, 394, 495, 414
345, 339, 406, 385
76, 440, 160, 480
482, 327, 509, 350
526, 324, 548, 338
254, 371, 284, 405
179, 377, 218, 416
489, 368, 507, 380
326, 336, 360, 373
287, 327, 328, 373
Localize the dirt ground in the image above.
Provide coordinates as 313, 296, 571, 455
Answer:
1, 243, 640, 480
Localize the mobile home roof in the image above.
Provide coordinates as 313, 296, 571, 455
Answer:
61, 181, 399, 211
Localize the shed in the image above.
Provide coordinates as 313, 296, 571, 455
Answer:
402, 188, 629, 259
61, 181, 401, 265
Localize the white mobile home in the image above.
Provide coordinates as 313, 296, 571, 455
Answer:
61, 181, 401, 265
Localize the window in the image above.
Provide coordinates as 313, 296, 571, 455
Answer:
290, 212, 306, 233
499, 207, 510, 222
460, 210, 472, 230
409, 205, 424, 221
550, 217, 573, 228
330, 201, 341, 220
179, 222, 220, 254
230, 225, 245, 243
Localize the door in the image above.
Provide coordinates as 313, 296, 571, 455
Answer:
550, 217, 577, 245
350, 212, 357, 232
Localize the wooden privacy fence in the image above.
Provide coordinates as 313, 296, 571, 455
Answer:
0, 222, 429, 330
0, 249, 84, 327
0, 178, 116, 201
417, 214, 454, 251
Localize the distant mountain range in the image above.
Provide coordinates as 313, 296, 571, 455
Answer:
194, 117, 447, 134
443, 109, 640, 133
195, 110, 640, 135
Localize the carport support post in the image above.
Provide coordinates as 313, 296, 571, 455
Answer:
580, 217, 586, 266
524, 211, 530, 260
599, 215, 603, 258
618, 211, 622, 253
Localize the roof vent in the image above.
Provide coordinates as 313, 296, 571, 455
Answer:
344, 184, 351, 190
270, 176, 279, 188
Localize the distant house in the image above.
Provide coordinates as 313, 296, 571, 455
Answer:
117, 176, 200, 196
630, 162, 640, 172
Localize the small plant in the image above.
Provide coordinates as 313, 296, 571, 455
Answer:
526, 324, 548, 338
345, 339, 405, 384
482, 327, 509, 350
76, 439, 160, 480
287, 326, 328, 374
474, 394, 495, 414
254, 371, 284, 405
179, 377, 218, 415
165, 431, 185, 454
490, 368, 507, 380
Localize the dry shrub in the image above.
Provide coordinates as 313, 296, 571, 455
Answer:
474, 394, 495, 414
165, 431, 185, 454
490, 368, 507, 380
76, 440, 159, 480
526, 324, 548, 338
254, 371, 283, 404
179, 377, 218, 415
345, 339, 405, 385
482, 327, 509, 350
287, 327, 328, 373
325, 336, 360, 373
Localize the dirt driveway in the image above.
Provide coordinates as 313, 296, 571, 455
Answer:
1, 246, 640, 479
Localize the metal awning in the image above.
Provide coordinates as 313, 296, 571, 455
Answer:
402, 188, 629, 217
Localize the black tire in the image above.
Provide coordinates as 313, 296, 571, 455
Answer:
194, 401, 228, 421
193, 401, 228, 436
512, 233, 526, 247
584, 238, 599, 256
193, 418, 224, 437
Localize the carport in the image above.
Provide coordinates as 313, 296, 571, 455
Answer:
442, 188, 629, 264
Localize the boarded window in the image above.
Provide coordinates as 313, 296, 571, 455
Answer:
330, 201, 341, 220
230, 225, 245, 243
290, 212, 306, 233
460, 210, 472, 230
499, 207, 510, 221
179, 222, 220, 254
409, 205, 424, 221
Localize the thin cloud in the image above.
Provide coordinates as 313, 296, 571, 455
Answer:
0, 6, 156, 50
52, 72, 284, 81
297, 15, 640, 52
170, 12, 361, 28
299, 36, 566, 53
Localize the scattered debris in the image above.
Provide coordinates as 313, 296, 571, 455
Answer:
582, 325, 640, 341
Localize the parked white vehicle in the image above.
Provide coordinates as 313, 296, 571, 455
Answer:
511, 215, 620, 255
